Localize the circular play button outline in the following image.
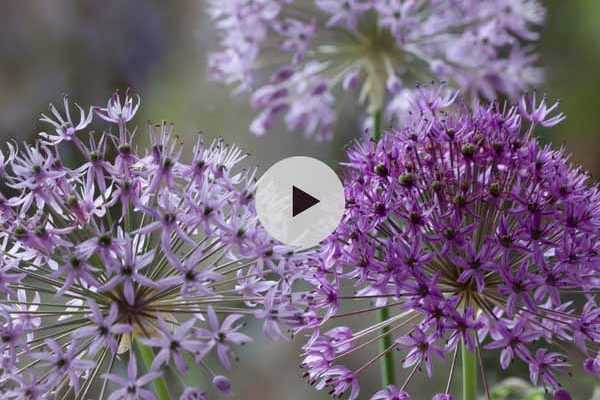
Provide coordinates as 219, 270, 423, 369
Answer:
255, 156, 345, 248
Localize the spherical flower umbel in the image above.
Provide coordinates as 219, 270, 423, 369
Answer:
0, 91, 305, 399
297, 91, 598, 399
208, 0, 544, 141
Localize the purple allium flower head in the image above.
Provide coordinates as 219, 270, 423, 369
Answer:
208, 0, 544, 141
296, 90, 599, 399
0, 91, 306, 398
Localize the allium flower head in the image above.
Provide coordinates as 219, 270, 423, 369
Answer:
0, 91, 305, 398
208, 0, 544, 140
297, 90, 599, 399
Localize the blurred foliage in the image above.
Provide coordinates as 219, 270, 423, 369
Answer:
540, 0, 600, 176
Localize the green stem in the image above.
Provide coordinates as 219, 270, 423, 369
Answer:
372, 108, 383, 142
461, 340, 478, 400
134, 339, 171, 400
377, 307, 396, 386
372, 108, 395, 387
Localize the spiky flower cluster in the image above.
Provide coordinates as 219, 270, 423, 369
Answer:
0, 93, 304, 399
208, 0, 544, 141
297, 91, 599, 399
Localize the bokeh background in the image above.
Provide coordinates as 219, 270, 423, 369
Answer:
1, 1, 599, 398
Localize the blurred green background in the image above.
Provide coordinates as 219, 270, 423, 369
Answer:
1, 1, 598, 398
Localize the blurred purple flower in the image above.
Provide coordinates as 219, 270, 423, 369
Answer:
584, 355, 600, 376
432, 395, 454, 400
554, 389, 573, 400
372, 385, 411, 400
209, 0, 544, 141
195, 306, 252, 370
104, 352, 162, 400
180, 387, 207, 400
39, 95, 93, 146
212, 375, 232, 396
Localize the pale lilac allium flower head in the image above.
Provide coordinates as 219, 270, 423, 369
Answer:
208, 0, 544, 141
180, 387, 208, 400
0, 91, 307, 398
296, 91, 599, 399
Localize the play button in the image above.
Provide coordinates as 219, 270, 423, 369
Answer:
256, 156, 345, 248
292, 186, 320, 217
